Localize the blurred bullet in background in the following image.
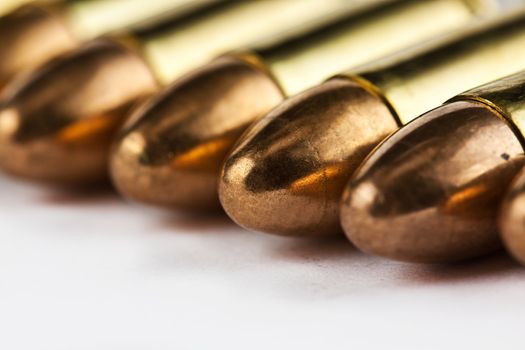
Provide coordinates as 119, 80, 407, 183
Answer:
0, 0, 210, 95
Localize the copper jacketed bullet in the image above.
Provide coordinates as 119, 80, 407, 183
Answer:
342, 71, 525, 263
499, 162, 525, 265
0, 0, 202, 95
0, 0, 352, 185
110, 0, 487, 211
219, 8, 525, 237
0, 0, 36, 16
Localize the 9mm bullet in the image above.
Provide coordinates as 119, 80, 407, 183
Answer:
0, 0, 205, 95
0, 0, 354, 185
499, 165, 525, 265
342, 71, 525, 263
219, 8, 525, 238
110, 0, 487, 212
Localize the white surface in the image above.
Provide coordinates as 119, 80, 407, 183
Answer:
1, 173, 524, 349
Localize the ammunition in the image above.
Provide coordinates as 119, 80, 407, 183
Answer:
342, 71, 525, 263
110, 0, 486, 211
0, 0, 357, 184
219, 8, 525, 237
500, 166, 525, 265
0, 0, 204, 94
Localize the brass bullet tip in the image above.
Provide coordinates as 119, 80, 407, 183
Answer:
341, 100, 525, 263
0, 4, 76, 95
0, 38, 157, 184
219, 77, 397, 236
110, 54, 283, 211
499, 167, 525, 265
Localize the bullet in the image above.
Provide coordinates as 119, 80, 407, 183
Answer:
499, 162, 525, 265
0, 0, 356, 185
110, 0, 487, 211
342, 71, 525, 263
219, 8, 525, 237
0, 0, 36, 16
0, 0, 203, 95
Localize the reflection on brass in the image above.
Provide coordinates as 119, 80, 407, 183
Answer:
221, 78, 396, 234
0, 0, 364, 185
0, 0, 200, 97
219, 8, 525, 237
478, 73, 525, 266
111, 0, 483, 212
111, 55, 283, 210
0, 4, 76, 95
500, 167, 525, 265
135, 0, 376, 84
0, 0, 36, 16
260, 0, 492, 95
341, 101, 524, 262
341, 71, 525, 263
0, 39, 157, 184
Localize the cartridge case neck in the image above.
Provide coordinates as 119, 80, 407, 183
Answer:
132, 0, 373, 85
452, 71, 525, 148
256, 0, 485, 96
345, 9, 525, 125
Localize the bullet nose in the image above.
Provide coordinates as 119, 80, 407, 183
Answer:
341, 100, 525, 263
0, 38, 157, 184
0, 4, 77, 94
219, 77, 398, 236
110, 124, 225, 211
110, 54, 283, 211
499, 167, 525, 265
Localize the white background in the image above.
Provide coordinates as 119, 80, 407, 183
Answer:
1, 173, 525, 349
3, 0, 525, 348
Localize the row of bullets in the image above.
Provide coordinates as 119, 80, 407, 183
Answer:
3, 0, 525, 265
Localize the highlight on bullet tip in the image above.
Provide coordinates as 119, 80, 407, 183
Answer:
110, 54, 283, 211
218, 77, 398, 236
340, 100, 525, 263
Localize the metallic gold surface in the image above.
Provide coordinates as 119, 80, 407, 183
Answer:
259, 0, 485, 95
345, 9, 525, 124
0, 38, 157, 184
0, 0, 202, 98
341, 101, 525, 263
453, 71, 525, 138
64, 0, 203, 40
220, 78, 396, 235
0, 0, 357, 185
137, 0, 372, 84
219, 8, 525, 237
111, 54, 283, 210
111, 0, 483, 213
499, 167, 525, 265
0, 0, 38, 16
0, 4, 76, 95
342, 70, 525, 263
471, 72, 525, 265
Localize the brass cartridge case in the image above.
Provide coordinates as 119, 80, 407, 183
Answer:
0, 0, 366, 185
219, 8, 525, 237
0, 0, 204, 94
110, 0, 486, 211
342, 71, 525, 263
